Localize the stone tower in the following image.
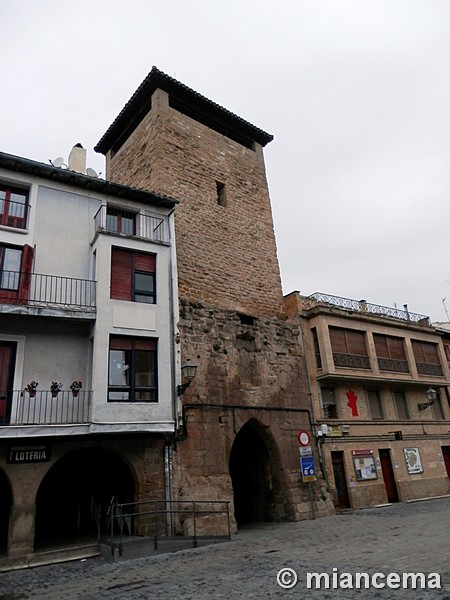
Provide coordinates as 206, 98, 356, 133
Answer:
96, 68, 332, 527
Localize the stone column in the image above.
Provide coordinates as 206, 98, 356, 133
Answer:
7, 503, 36, 558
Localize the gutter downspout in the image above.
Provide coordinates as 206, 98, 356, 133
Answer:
166, 207, 178, 534
298, 315, 330, 490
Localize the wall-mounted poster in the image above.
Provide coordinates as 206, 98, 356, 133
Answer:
404, 447, 423, 474
353, 454, 377, 481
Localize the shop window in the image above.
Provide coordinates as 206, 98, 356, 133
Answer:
108, 336, 157, 402
393, 391, 409, 420
0, 184, 28, 229
367, 389, 383, 419
321, 387, 338, 419
110, 247, 156, 304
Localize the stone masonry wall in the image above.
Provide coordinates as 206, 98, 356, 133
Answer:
107, 89, 284, 318
172, 300, 334, 528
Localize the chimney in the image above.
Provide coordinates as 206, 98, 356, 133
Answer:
68, 143, 86, 174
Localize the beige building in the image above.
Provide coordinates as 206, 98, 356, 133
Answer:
286, 291, 450, 509
0, 147, 180, 567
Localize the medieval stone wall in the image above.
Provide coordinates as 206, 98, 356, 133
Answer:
107, 89, 284, 318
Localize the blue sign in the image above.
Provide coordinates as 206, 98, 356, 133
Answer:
300, 454, 317, 482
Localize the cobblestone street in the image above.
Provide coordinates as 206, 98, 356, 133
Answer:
0, 497, 449, 599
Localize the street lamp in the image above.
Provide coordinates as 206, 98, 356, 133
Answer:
418, 387, 436, 412
177, 359, 197, 396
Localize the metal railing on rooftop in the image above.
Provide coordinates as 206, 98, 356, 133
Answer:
305, 292, 431, 325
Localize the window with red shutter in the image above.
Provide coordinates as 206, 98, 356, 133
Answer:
0, 244, 34, 304
110, 247, 156, 304
411, 340, 443, 376
0, 184, 29, 229
373, 334, 409, 373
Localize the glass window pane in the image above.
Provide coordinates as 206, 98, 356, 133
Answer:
135, 390, 156, 402
135, 350, 155, 387
109, 349, 130, 386
1, 248, 21, 290
106, 213, 118, 232
135, 272, 154, 292
121, 216, 134, 234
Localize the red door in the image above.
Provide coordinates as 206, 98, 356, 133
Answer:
379, 449, 399, 503
0, 342, 16, 424
331, 451, 351, 508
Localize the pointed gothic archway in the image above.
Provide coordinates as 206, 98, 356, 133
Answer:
34, 448, 135, 549
229, 419, 287, 527
0, 469, 12, 554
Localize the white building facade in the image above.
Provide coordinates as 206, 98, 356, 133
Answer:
0, 148, 180, 566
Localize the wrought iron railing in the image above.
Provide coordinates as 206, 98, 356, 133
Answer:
377, 358, 410, 373
0, 390, 91, 426
94, 205, 167, 243
415, 363, 444, 376
333, 352, 371, 369
305, 292, 431, 325
0, 271, 96, 311
100, 498, 231, 558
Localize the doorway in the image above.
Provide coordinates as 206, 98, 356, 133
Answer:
229, 420, 278, 526
35, 448, 135, 549
379, 449, 399, 503
0, 469, 12, 554
442, 446, 450, 481
0, 341, 16, 425
331, 451, 350, 508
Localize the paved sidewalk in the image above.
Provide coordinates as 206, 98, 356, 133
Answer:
0, 497, 449, 599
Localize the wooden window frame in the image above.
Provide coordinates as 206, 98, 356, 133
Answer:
0, 184, 29, 229
367, 389, 384, 420
321, 387, 338, 419
393, 390, 410, 420
110, 247, 156, 304
108, 336, 158, 402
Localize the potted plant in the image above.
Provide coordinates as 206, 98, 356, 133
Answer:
50, 381, 63, 398
70, 380, 82, 398
24, 381, 39, 398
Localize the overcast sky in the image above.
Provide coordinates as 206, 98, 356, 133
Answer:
2, 0, 450, 322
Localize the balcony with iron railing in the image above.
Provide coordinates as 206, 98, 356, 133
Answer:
332, 353, 371, 369
305, 292, 431, 326
94, 206, 168, 244
0, 198, 28, 229
0, 390, 91, 426
377, 357, 410, 373
0, 270, 96, 316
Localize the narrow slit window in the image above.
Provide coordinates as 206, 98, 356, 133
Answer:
216, 181, 227, 207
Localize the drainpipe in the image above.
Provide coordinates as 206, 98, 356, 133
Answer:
298, 315, 330, 490
166, 207, 178, 534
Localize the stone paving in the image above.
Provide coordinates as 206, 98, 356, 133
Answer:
0, 497, 449, 599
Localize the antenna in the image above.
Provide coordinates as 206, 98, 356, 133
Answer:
86, 167, 99, 178
442, 298, 450, 322
49, 157, 65, 168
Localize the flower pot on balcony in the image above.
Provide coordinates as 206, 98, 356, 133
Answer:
51, 391, 59, 398
29, 390, 36, 398
50, 382, 63, 398
72, 390, 79, 398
